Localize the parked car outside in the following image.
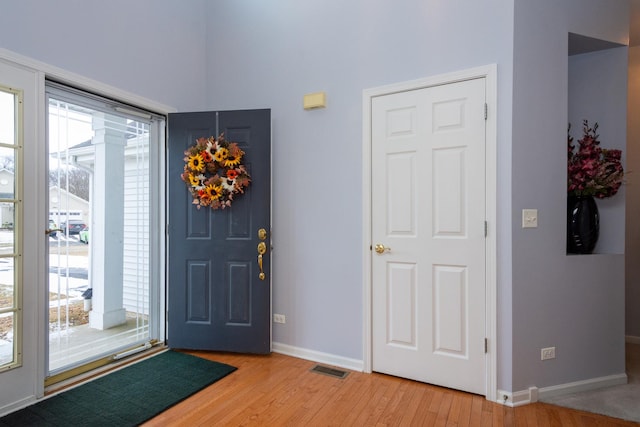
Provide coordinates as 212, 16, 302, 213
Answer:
48, 219, 58, 237
60, 219, 87, 235
79, 226, 89, 243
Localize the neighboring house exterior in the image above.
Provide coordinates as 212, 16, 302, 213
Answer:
49, 185, 89, 226
0, 173, 90, 229
0, 0, 636, 416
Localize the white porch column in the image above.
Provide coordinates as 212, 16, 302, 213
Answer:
89, 114, 127, 330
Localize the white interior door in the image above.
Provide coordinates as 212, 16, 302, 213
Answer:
371, 77, 486, 394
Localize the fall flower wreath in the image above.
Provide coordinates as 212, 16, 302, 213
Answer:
181, 134, 251, 209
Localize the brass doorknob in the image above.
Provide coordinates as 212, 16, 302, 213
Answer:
374, 243, 391, 254
257, 242, 267, 255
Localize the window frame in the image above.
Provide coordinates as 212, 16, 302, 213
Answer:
0, 84, 24, 373
44, 81, 167, 376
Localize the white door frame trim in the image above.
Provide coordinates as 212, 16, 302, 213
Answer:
361, 64, 498, 402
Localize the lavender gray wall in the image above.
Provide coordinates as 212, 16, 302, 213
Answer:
0, 0, 208, 412
0, 0, 516, 396
1, 0, 632, 397
204, 0, 515, 389
512, 0, 628, 391
0, 0, 208, 111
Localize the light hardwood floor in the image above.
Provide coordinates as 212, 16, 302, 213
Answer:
143, 351, 638, 426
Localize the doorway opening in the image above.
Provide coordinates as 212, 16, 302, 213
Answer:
45, 82, 164, 381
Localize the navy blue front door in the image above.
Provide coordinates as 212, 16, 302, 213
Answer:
167, 110, 271, 353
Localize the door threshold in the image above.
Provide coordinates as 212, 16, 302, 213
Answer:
45, 342, 166, 395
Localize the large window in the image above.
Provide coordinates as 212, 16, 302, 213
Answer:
0, 86, 22, 371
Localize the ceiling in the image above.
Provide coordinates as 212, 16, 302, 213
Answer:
570, 2, 640, 52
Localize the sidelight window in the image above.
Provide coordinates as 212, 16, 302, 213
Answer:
0, 86, 22, 372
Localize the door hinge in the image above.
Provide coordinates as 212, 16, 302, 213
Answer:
484, 338, 488, 353
484, 103, 488, 120
484, 221, 488, 237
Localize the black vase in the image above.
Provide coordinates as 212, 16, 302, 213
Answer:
566, 195, 599, 254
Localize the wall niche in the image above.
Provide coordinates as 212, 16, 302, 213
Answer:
567, 32, 628, 255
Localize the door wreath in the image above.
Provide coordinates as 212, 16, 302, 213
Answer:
180, 134, 251, 209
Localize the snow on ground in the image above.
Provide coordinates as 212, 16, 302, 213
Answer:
0, 231, 91, 363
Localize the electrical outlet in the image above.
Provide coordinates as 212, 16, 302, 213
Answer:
273, 314, 286, 324
541, 346, 555, 360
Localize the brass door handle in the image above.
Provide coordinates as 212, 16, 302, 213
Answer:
258, 254, 265, 280
374, 243, 391, 254
257, 242, 267, 280
45, 228, 63, 235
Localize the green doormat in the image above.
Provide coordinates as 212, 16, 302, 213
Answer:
0, 350, 236, 427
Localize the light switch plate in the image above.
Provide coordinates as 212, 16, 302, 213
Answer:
522, 209, 538, 228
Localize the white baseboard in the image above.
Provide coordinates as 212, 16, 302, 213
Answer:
498, 373, 628, 407
539, 373, 627, 399
0, 395, 36, 418
626, 335, 640, 345
272, 342, 364, 372
496, 388, 533, 407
